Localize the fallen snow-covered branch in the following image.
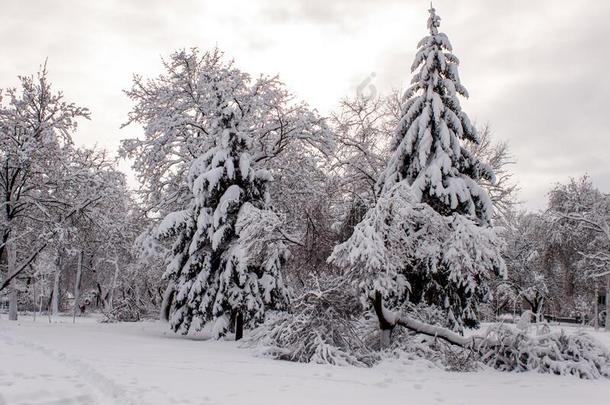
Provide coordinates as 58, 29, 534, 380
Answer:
371, 291, 484, 348
395, 315, 481, 348
373, 291, 610, 379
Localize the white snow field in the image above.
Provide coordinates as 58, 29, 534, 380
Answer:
1, 316, 609, 405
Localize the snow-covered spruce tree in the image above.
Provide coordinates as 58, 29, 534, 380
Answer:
158, 108, 289, 340
331, 7, 505, 334
121, 48, 333, 297
378, 6, 494, 218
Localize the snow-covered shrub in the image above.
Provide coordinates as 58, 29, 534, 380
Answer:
479, 326, 610, 379
246, 277, 376, 367
101, 297, 143, 322
381, 332, 443, 366
476, 303, 497, 323
515, 310, 533, 332
440, 342, 480, 372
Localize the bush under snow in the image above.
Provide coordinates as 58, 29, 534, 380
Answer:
479, 326, 610, 379
246, 277, 377, 367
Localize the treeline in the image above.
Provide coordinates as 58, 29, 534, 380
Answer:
1, 16, 608, 336
497, 176, 610, 326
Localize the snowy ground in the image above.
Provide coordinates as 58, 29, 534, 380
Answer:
1, 315, 609, 405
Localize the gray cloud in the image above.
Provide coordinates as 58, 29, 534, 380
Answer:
1, 0, 608, 209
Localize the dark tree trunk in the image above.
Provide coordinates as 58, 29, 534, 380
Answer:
530, 296, 544, 323
523, 295, 541, 323
372, 291, 395, 348
235, 311, 244, 341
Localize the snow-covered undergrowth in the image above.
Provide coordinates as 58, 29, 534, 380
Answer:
478, 326, 610, 379
246, 282, 610, 379
245, 279, 376, 367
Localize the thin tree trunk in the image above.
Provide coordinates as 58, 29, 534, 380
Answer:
594, 282, 599, 331
72, 251, 83, 323
33, 272, 37, 322
512, 299, 517, 322
107, 257, 120, 311
38, 279, 43, 321
8, 288, 18, 320
606, 275, 610, 332
235, 312, 244, 341
51, 253, 62, 319
530, 297, 544, 323
96, 283, 107, 309
7, 238, 18, 321
160, 282, 175, 322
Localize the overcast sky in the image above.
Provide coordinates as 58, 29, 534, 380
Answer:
1, 0, 609, 210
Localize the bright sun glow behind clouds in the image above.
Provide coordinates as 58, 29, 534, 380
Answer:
1, 0, 609, 210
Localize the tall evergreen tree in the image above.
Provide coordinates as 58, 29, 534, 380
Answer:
378, 6, 494, 224
159, 107, 289, 339
381, 6, 501, 328
331, 6, 504, 332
